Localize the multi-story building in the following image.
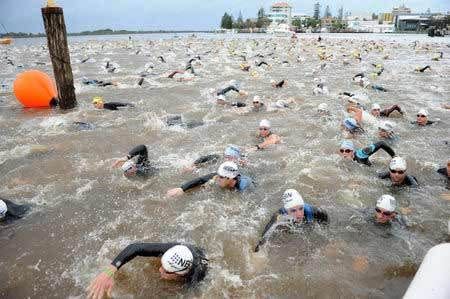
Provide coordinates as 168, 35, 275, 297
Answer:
392, 4, 411, 17
267, 2, 293, 25
379, 13, 394, 23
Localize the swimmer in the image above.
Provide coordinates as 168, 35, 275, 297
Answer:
415, 65, 431, 72
271, 79, 286, 88
317, 103, 330, 116
437, 161, 450, 189
342, 117, 364, 136
411, 109, 435, 126
92, 96, 134, 111
165, 115, 204, 129
166, 161, 253, 197
82, 78, 117, 87
87, 243, 208, 298
112, 145, 157, 178
256, 61, 269, 67
378, 157, 419, 187
373, 195, 400, 225
377, 121, 397, 142
216, 80, 247, 97
254, 189, 328, 252
216, 95, 246, 108
339, 140, 396, 166
183, 145, 246, 172
313, 83, 329, 95
252, 96, 265, 112
0, 197, 30, 223
370, 103, 403, 117
254, 119, 281, 150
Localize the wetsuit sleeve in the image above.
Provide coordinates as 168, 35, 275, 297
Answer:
111, 242, 179, 269
128, 145, 148, 164
193, 154, 220, 167
378, 171, 390, 179
276, 80, 285, 88
181, 172, 216, 192
437, 168, 448, 176
231, 102, 246, 107
381, 105, 402, 117
102, 103, 118, 110
312, 207, 329, 224
217, 86, 240, 95
254, 213, 279, 252
426, 121, 435, 125
361, 141, 395, 158
406, 176, 419, 187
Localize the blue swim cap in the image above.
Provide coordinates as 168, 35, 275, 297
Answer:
224, 145, 241, 159
344, 118, 358, 130
340, 140, 355, 151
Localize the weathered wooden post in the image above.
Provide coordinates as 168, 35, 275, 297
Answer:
41, 1, 77, 109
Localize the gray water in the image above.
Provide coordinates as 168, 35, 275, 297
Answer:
0, 33, 449, 298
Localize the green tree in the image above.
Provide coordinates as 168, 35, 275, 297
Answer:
257, 7, 265, 19
234, 11, 244, 29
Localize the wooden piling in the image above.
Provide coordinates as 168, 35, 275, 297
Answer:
41, 6, 77, 109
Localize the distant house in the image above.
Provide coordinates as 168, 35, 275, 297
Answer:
396, 15, 431, 31
267, 2, 293, 25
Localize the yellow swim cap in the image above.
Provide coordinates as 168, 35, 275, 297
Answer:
92, 96, 103, 104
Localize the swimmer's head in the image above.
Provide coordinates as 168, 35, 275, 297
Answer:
416, 109, 429, 125
0, 200, 7, 219
371, 103, 381, 116
389, 157, 407, 185
317, 103, 329, 114
258, 119, 271, 137
160, 245, 193, 279
253, 96, 263, 108
217, 161, 239, 188
224, 145, 241, 160
375, 194, 397, 224
121, 160, 137, 176
92, 96, 104, 108
217, 94, 226, 104
275, 100, 288, 108
343, 117, 359, 131
282, 189, 305, 222
378, 121, 394, 138
339, 140, 355, 160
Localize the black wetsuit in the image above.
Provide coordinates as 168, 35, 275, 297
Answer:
180, 173, 253, 192
193, 154, 221, 167
256, 61, 268, 67
353, 141, 396, 166
380, 105, 403, 117
82, 79, 114, 87
217, 86, 240, 96
103, 102, 134, 110
231, 102, 246, 107
437, 167, 449, 189
255, 204, 328, 252
275, 80, 285, 88
411, 120, 435, 126
111, 242, 207, 286
0, 198, 30, 224
168, 70, 183, 78
371, 85, 388, 92
378, 172, 419, 187
127, 145, 157, 178
417, 65, 431, 72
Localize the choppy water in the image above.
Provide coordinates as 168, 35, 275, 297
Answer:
0, 33, 449, 298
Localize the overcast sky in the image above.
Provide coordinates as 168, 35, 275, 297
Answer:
0, 0, 449, 33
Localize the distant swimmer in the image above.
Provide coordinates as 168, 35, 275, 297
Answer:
157, 55, 166, 63
377, 121, 398, 143
92, 96, 134, 111
183, 145, 245, 173
166, 161, 254, 197
87, 243, 208, 298
378, 157, 419, 187
216, 80, 247, 97
339, 140, 395, 166
437, 161, 449, 189
415, 65, 431, 72
411, 109, 435, 126
112, 145, 157, 178
256, 61, 269, 67
342, 117, 364, 137
317, 103, 330, 116
82, 78, 117, 87
270, 79, 286, 88
251, 96, 266, 112
370, 103, 403, 118
0, 198, 30, 224
254, 189, 328, 252
313, 83, 329, 95
254, 119, 281, 150
216, 95, 247, 107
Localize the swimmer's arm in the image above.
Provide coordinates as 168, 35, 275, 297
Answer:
254, 213, 279, 252
362, 141, 395, 158
193, 154, 221, 167
382, 105, 403, 117
128, 145, 148, 160
377, 171, 390, 179
257, 135, 281, 149
180, 172, 216, 192
407, 176, 419, 187
111, 242, 179, 269
312, 207, 329, 224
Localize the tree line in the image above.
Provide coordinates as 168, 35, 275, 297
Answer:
220, 8, 271, 29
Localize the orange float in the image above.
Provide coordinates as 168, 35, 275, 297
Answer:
13, 70, 57, 108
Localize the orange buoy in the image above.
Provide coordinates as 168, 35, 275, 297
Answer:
13, 70, 57, 108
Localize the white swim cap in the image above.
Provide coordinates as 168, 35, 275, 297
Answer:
121, 160, 135, 172
275, 100, 288, 108
253, 95, 261, 103
371, 103, 381, 110
270, 79, 276, 84
161, 245, 193, 275
340, 140, 355, 151
282, 189, 304, 210
229, 79, 239, 88
417, 108, 428, 117
0, 200, 7, 219
318, 103, 328, 111
389, 157, 407, 171
376, 194, 396, 212
259, 119, 271, 128
217, 161, 239, 179
217, 95, 226, 101
378, 121, 394, 132
224, 145, 241, 159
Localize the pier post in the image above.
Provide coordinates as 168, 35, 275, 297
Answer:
41, 3, 77, 109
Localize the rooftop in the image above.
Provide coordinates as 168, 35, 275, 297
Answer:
272, 2, 291, 8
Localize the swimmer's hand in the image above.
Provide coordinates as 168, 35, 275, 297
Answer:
87, 266, 117, 299
238, 91, 248, 97
167, 187, 184, 197
181, 165, 197, 173
112, 157, 127, 168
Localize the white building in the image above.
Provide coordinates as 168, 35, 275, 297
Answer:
267, 2, 293, 25
346, 16, 395, 33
